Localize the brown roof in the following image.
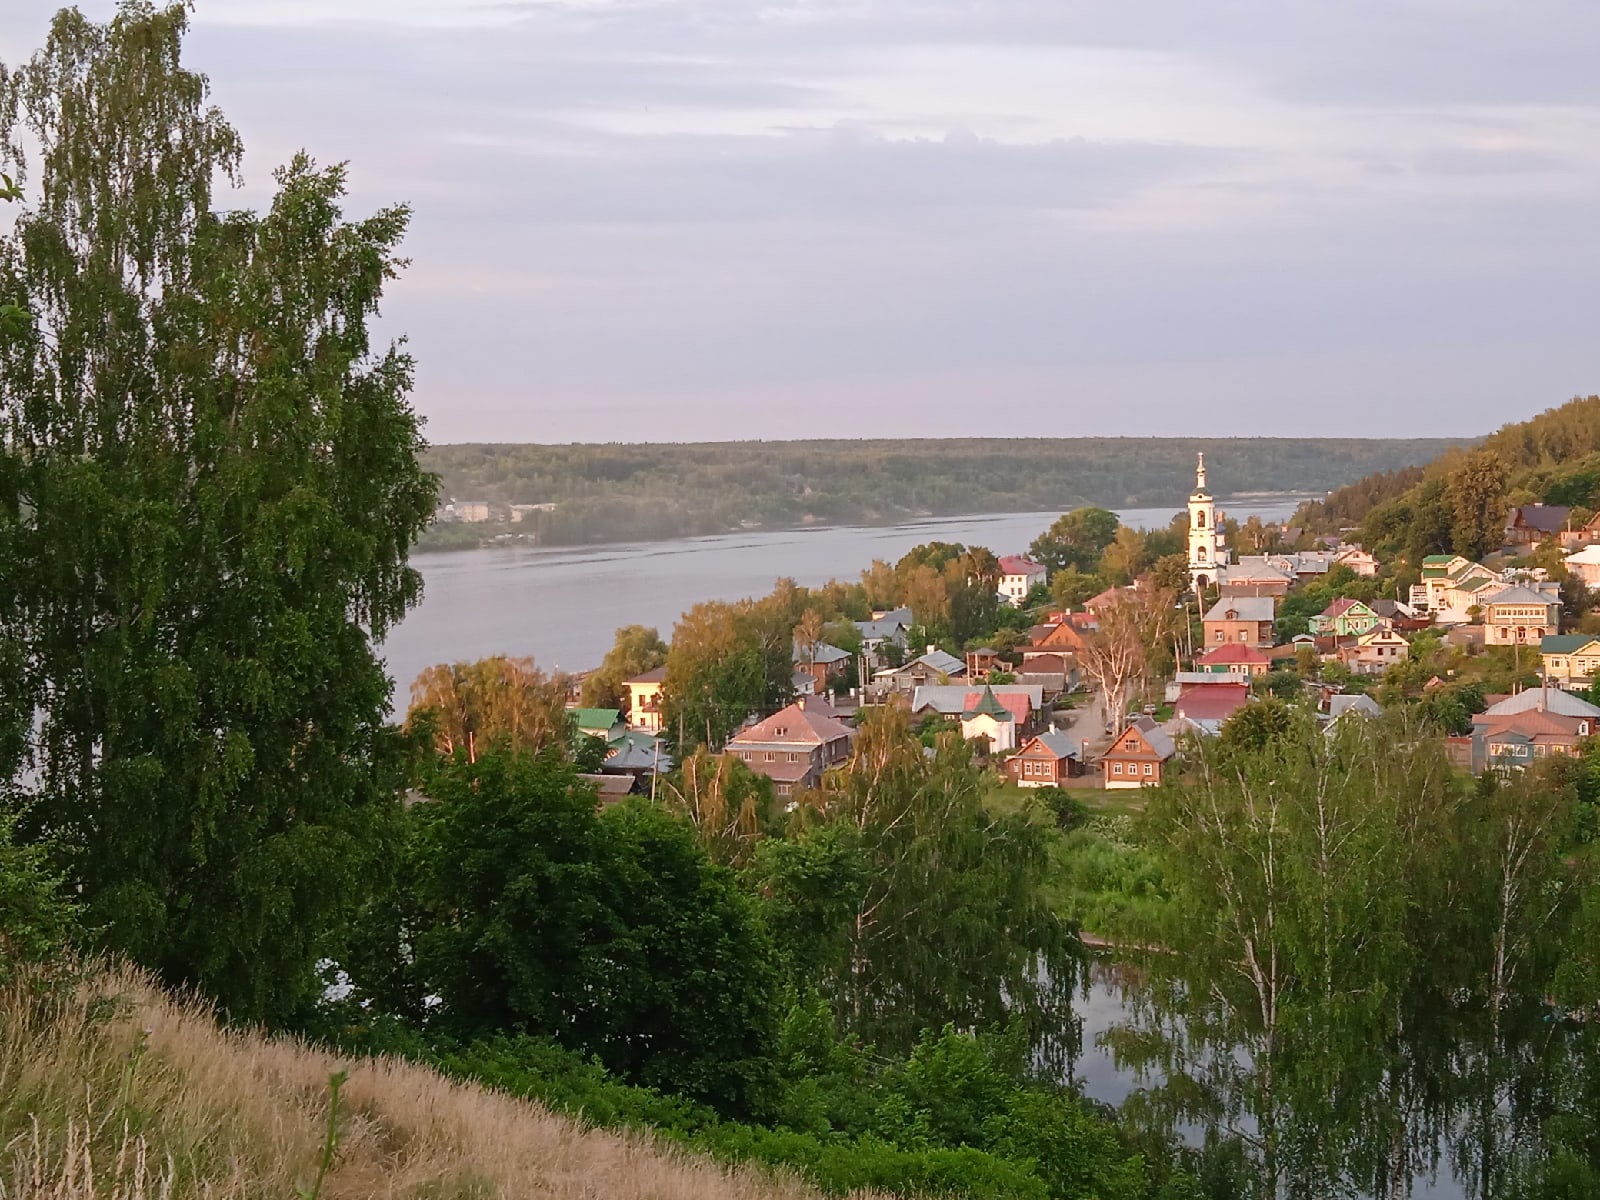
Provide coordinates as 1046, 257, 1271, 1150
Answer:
625, 665, 668, 684
730, 700, 852, 747
1473, 708, 1589, 741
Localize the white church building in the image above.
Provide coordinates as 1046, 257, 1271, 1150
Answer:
1188, 453, 1231, 593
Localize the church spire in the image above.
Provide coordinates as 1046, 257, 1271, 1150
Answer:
1196, 451, 1207, 491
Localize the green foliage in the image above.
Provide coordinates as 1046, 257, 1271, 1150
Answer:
425, 1018, 1154, 1200
398, 751, 780, 1114
1216, 696, 1299, 751
663, 598, 793, 753
0, 806, 76, 981
581, 624, 668, 709
0, 3, 434, 1022
1250, 670, 1302, 700
1448, 449, 1510, 559
1034, 786, 1088, 831
1044, 816, 1169, 939
754, 710, 1077, 1056
1031, 508, 1121, 574
1118, 714, 1599, 1198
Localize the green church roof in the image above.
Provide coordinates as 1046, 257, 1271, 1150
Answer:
968, 686, 1013, 720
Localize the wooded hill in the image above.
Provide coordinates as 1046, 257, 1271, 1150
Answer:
421, 437, 1463, 548
1295, 395, 1600, 560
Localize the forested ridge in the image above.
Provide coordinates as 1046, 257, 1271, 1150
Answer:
1296, 395, 1600, 559
421, 437, 1463, 547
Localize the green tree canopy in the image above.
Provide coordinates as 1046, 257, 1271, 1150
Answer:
1029, 507, 1120, 575
581, 624, 668, 709
0, 3, 435, 1021
403, 750, 780, 1114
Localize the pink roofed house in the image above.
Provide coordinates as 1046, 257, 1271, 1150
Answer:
998, 555, 1047, 606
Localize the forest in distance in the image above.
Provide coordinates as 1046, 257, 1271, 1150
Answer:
420, 436, 1466, 549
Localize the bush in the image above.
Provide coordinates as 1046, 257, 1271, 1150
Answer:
0, 807, 76, 983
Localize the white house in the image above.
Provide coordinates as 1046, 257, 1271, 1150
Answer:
1333, 546, 1380, 577
997, 555, 1048, 606
1565, 545, 1600, 591
959, 687, 1018, 753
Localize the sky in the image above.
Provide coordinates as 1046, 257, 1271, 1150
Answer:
1, 1, 1597, 444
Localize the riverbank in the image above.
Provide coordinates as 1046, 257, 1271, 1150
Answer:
381, 500, 1309, 704
414, 492, 1323, 554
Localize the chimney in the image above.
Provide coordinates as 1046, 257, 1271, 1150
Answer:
796, 696, 807, 711
927, 644, 936, 655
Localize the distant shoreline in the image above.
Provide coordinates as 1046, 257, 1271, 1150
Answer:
412, 493, 1325, 555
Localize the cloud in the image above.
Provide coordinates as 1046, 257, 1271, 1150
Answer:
0, 0, 1596, 443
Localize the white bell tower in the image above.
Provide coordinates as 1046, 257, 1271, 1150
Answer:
1188, 453, 1225, 592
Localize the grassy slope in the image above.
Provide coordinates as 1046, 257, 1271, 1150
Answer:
0, 964, 883, 1200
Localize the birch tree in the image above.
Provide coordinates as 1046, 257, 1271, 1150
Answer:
0, 3, 434, 1020
1122, 712, 1454, 1199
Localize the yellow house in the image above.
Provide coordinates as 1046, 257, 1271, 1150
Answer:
1540, 636, 1600, 687
623, 665, 667, 733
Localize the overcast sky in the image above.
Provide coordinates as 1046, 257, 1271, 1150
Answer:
2, 1, 1597, 443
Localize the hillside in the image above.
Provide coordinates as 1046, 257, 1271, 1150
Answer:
0, 963, 875, 1200
1294, 395, 1600, 557
420, 437, 1464, 548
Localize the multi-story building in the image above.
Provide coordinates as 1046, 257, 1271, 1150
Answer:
997, 555, 1048, 606
623, 666, 667, 733
1480, 585, 1562, 646
726, 698, 854, 798
1203, 595, 1276, 649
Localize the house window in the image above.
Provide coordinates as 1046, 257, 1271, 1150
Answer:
1112, 762, 1124, 775
1143, 763, 1154, 776
1197, 511, 1206, 528
1215, 630, 1225, 643
1238, 631, 1248, 642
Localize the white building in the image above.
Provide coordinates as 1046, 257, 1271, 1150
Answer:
997, 555, 1048, 606
1565, 545, 1600, 591
1188, 453, 1230, 592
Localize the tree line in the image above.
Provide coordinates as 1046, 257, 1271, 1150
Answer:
420, 436, 1460, 549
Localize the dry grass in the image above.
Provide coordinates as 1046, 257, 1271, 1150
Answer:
0, 963, 884, 1200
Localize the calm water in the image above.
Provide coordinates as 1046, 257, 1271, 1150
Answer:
380, 497, 1473, 1197
379, 499, 1307, 704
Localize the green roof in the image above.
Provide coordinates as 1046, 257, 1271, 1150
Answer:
1541, 635, 1600, 655
1422, 555, 1457, 564
571, 708, 621, 732
968, 686, 1013, 720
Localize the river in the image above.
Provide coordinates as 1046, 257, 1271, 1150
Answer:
380, 496, 1482, 1197
379, 498, 1308, 704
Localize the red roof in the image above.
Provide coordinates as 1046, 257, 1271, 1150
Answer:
1174, 683, 1250, 722
999, 555, 1045, 575
1199, 643, 1271, 666
1321, 598, 1359, 618
962, 690, 1033, 723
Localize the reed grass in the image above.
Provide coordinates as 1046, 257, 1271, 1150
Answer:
0, 963, 884, 1200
